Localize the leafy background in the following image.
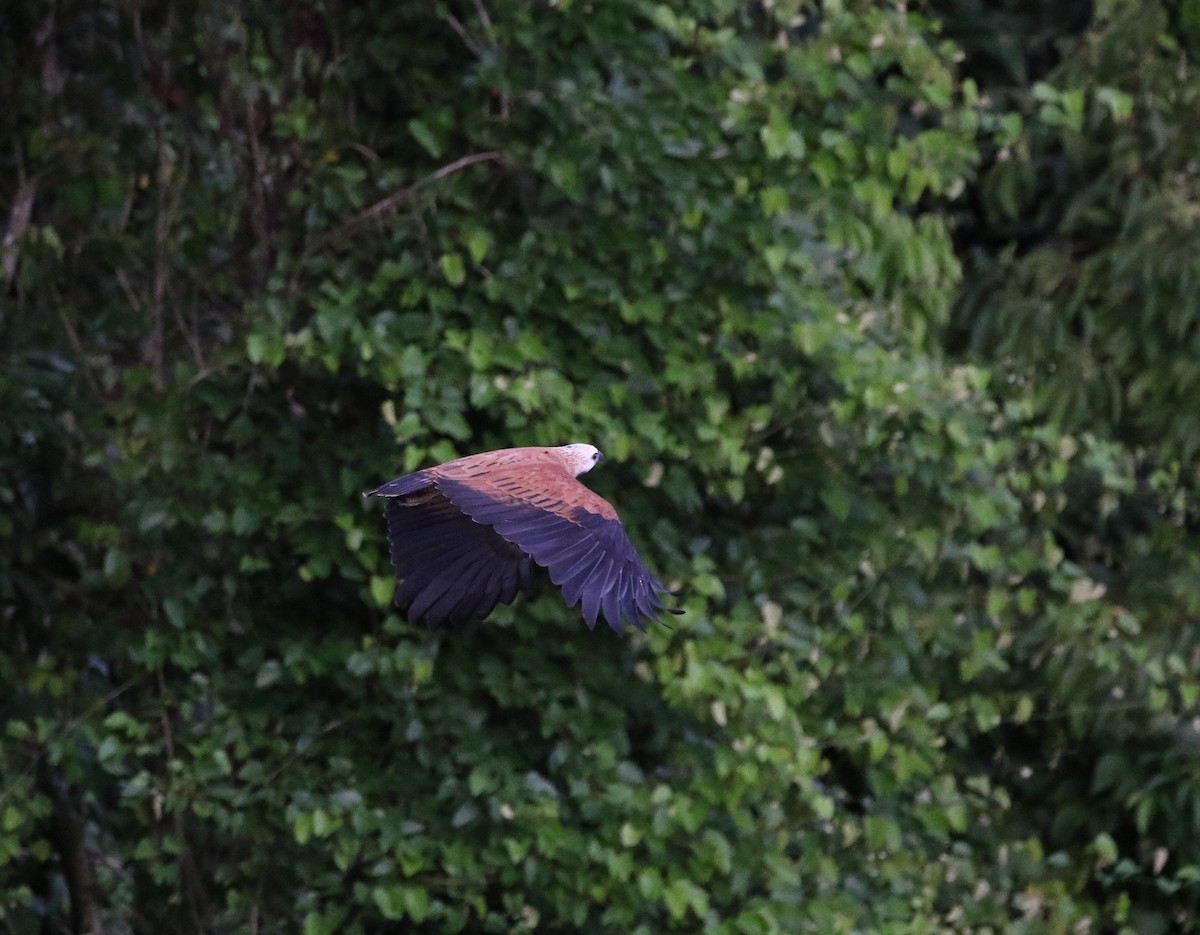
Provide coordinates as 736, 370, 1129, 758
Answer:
3, 1, 1199, 932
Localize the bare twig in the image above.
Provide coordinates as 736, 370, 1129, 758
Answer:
341, 141, 380, 162
149, 143, 187, 390
472, 0, 495, 35
114, 144, 190, 391
56, 303, 104, 397
157, 668, 211, 934
337, 150, 504, 235
2, 175, 36, 287
245, 91, 270, 253
441, 13, 482, 56
262, 717, 349, 786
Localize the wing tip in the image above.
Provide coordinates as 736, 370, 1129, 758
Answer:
365, 470, 434, 499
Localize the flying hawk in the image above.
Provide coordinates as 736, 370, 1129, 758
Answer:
364, 444, 679, 632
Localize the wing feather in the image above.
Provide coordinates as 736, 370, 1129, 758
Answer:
619, 575, 639, 626
435, 462, 669, 631
578, 555, 615, 629
381, 493, 531, 627
602, 573, 622, 631
550, 542, 602, 583
422, 552, 495, 626
411, 547, 484, 623
364, 469, 435, 498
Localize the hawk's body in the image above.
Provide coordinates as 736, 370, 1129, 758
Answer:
364, 444, 675, 632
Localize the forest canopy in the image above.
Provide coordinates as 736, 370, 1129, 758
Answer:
3, 1, 1199, 932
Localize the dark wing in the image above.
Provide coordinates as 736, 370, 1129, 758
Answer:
383, 490, 534, 627
364, 468, 435, 499
434, 464, 670, 632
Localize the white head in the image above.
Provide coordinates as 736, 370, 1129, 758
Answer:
557, 443, 603, 475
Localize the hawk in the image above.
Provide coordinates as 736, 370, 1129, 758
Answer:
364, 444, 679, 632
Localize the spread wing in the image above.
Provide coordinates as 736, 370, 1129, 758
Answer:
383, 489, 534, 627
433, 463, 670, 632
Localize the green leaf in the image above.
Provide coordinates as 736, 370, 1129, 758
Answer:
293, 812, 313, 845
440, 252, 466, 286
372, 885, 407, 921
408, 118, 442, 157
369, 576, 394, 608
1093, 832, 1119, 866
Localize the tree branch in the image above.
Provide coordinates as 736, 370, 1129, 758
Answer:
38, 763, 102, 935
335, 150, 504, 236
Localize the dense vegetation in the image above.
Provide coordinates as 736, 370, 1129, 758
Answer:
3, 1, 1198, 932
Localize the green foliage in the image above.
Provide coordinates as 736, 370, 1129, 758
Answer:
947, 0, 1200, 457
2, 1, 1198, 933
